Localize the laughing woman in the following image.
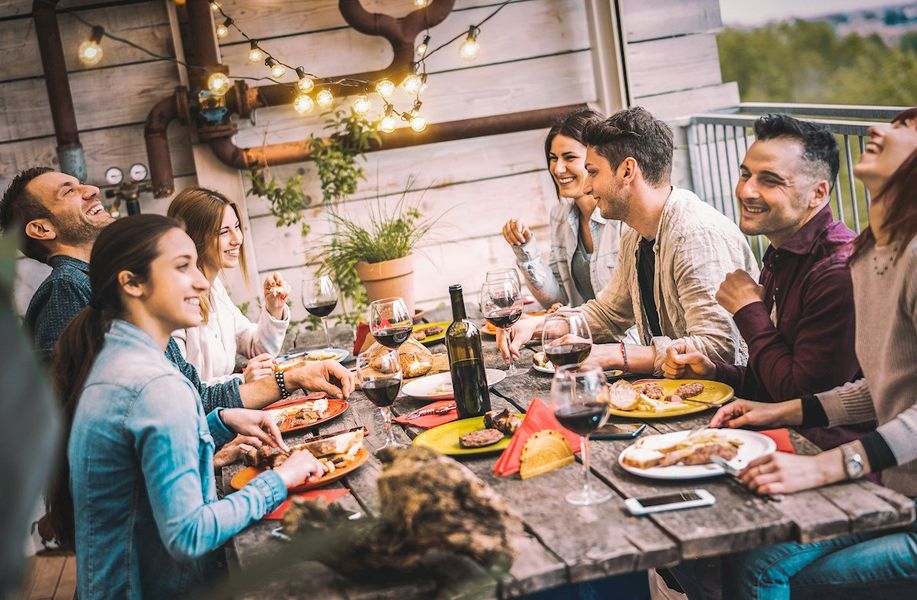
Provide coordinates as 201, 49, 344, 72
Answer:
168, 187, 290, 384
501, 109, 624, 308
48, 215, 323, 598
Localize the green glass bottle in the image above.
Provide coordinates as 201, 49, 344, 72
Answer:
445, 284, 491, 418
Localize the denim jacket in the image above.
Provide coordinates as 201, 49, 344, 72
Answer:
69, 319, 286, 599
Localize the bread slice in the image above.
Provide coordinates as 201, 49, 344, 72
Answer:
622, 447, 665, 469
298, 430, 364, 457
607, 380, 640, 410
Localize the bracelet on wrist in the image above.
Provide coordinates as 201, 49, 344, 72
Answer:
274, 370, 292, 399
620, 341, 629, 373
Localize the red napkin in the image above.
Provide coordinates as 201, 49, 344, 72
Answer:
760, 428, 795, 454
263, 488, 351, 520
264, 391, 327, 411
353, 321, 371, 355
493, 398, 582, 477
393, 400, 458, 429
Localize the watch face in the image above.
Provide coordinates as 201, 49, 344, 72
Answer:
129, 163, 148, 182
104, 167, 123, 185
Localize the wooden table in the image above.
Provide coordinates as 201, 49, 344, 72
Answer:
223, 308, 914, 599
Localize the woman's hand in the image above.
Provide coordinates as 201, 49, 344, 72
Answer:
262, 272, 289, 319
662, 341, 716, 379
213, 435, 263, 468
501, 218, 532, 247
219, 408, 288, 452
243, 353, 276, 383
286, 360, 355, 399
274, 450, 326, 488
709, 398, 803, 429
496, 315, 543, 362
738, 451, 842, 496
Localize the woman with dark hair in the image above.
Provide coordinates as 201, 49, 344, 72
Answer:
168, 187, 290, 384
49, 214, 323, 598
674, 108, 917, 598
501, 109, 624, 308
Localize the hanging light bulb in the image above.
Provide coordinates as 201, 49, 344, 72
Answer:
209, 1, 221, 13
353, 95, 371, 115
379, 106, 397, 133
375, 79, 395, 99
402, 72, 423, 93
316, 88, 334, 109
459, 26, 480, 61
78, 26, 105, 66
207, 72, 231, 96
414, 0, 429, 7
293, 94, 314, 115
415, 34, 430, 59
265, 57, 286, 79
215, 17, 233, 39
247, 41, 263, 63
295, 67, 315, 93
410, 112, 427, 132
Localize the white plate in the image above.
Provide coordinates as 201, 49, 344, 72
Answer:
401, 368, 507, 400
280, 347, 350, 363
617, 429, 776, 480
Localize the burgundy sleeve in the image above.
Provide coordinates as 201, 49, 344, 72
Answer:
713, 360, 750, 396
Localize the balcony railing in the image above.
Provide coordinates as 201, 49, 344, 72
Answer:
686, 103, 906, 258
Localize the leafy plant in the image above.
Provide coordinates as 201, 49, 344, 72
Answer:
246, 169, 312, 237
309, 109, 381, 205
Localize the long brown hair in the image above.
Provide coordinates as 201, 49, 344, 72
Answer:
46, 214, 183, 548
851, 107, 917, 261
167, 187, 248, 322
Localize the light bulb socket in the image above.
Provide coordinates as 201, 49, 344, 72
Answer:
412, 99, 423, 112
295, 67, 306, 79
466, 25, 480, 40
249, 40, 259, 51
89, 26, 104, 44
221, 17, 233, 28
265, 57, 277, 68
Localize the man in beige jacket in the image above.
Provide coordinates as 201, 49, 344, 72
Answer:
498, 107, 758, 375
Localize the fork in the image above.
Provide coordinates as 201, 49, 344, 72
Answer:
402, 402, 456, 420
711, 455, 782, 502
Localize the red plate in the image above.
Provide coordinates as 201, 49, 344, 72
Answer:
266, 398, 349, 434
230, 448, 370, 493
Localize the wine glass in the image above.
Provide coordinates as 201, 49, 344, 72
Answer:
552, 364, 610, 505
542, 309, 593, 369
480, 278, 524, 376
301, 275, 338, 349
485, 267, 522, 289
357, 348, 406, 453
369, 297, 413, 348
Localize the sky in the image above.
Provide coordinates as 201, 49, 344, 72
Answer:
718, 0, 914, 26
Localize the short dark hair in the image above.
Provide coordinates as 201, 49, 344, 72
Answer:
753, 114, 840, 187
0, 167, 55, 262
582, 106, 674, 186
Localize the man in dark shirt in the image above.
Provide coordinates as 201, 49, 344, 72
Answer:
1, 168, 352, 411
663, 114, 870, 450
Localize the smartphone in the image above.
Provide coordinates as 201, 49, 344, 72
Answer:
624, 489, 715, 515
593, 422, 647, 440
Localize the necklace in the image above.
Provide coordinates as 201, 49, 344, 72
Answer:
872, 243, 900, 276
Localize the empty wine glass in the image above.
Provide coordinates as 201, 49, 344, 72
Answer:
301, 275, 338, 349
481, 278, 524, 376
552, 364, 610, 505
369, 297, 413, 348
542, 309, 593, 369
357, 348, 406, 453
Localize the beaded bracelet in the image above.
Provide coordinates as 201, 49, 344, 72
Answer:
620, 341, 629, 373
274, 369, 292, 399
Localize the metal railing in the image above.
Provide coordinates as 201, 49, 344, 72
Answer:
686, 103, 907, 259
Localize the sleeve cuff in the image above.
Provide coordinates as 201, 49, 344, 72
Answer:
513, 235, 540, 263
713, 360, 745, 391
214, 378, 244, 410
247, 470, 288, 513
859, 432, 898, 473
206, 409, 236, 448
800, 394, 829, 428
732, 301, 771, 332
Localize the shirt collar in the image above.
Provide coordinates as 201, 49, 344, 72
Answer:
48, 255, 89, 273
775, 204, 835, 256
109, 319, 165, 353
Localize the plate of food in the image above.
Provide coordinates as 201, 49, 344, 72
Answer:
413, 408, 522, 456
412, 322, 449, 345
274, 348, 350, 372
361, 338, 448, 380
618, 428, 776, 480
231, 428, 369, 492
401, 368, 507, 400
265, 397, 349, 434
530, 351, 624, 379
601, 379, 733, 419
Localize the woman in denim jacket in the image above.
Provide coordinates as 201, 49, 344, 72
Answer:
47, 215, 324, 598
502, 109, 624, 308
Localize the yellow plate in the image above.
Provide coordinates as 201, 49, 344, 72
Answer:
412, 415, 523, 456
413, 321, 450, 346
607, 379, 734, 419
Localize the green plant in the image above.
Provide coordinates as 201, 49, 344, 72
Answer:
309, 109, 381, 205
246, 168, 312, 237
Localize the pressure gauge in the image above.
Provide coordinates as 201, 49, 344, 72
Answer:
129, 163, 148, 182
104, 166, 123, 186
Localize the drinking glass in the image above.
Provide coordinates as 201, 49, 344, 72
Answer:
480, 278, 524, 375
301, 275, 338, 348
541, 309, 593, 369
369, 297, 413, 348
551, 364, 610, 505
485, 267, 522, 289
357, 348, 406, 452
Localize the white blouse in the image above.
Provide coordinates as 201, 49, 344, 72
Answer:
173, 276, 289, 384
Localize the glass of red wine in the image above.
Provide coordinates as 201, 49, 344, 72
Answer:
485, 267, 522, 288
301, 275, 338, 349
357, 348, 406, 452
481, 278, 524, 376
541, 309, 593, 369
552, 364, 610, 505
369, 297, 413, 349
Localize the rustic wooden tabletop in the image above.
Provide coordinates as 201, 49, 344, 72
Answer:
222, 307, 915, 599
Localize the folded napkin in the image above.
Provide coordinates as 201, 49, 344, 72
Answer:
264, 391, 327, 411
493, 398, 582, 477
394, 400, 457, 429
264, 488, 351, 520
759, 428, 795, 454
354, 321, 371, 356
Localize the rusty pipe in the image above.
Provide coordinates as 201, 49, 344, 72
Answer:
144, 92, 182, 198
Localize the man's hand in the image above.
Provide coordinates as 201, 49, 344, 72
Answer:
220, 408, 288, 452
579, 343, 624, 371
496, 315, 543, 362
213, 435, 263, 468
501, 218, 533, 247
243, 353, 275, 383
661, 340, 715, 380
708, 398, 803, 429
715, 269, 765, 315
286, 360, 354, 399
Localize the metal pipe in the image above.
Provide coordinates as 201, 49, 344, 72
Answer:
144, 92, 183, 198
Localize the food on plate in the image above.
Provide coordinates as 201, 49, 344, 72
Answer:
605, 380, 640, 410
532, 351, 550, 369
306, 350, 339, 361
274, 398, 330, 430
367, 338, 433, 378
243, 428, 365, 477
459, 428, 505, 448
546, 303, 563, 314
674, 382, 705, 399
519, 430, 575, 480
622, 429, 742, 469
637, 382, 665, 400
599, 380, 695, 413
274, 355, 307, 372
484, 408, 522, 436
412, 324, 444, 341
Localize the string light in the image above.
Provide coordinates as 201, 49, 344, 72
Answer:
376, 79, 395, 98
209, 1, 221, 12
353, 95, 371, 115
265, 57, 286, 79
215, 17, 233, 39
414, 0, 430, 7
410, 111, 427, 132
459, 26, 480, 61
402, 72, 424, 94
316, 89, 334, 109
379, 106, 397, 133
293, 94, 314, 115
415, 34, 430, 59
207, 72, 231, 96
247, 41, 263, 63
295, 67, 315, 92
78, 26, 105, 66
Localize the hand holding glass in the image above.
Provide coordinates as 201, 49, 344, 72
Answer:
542, 309, 593, 368
356, 348, 406, 452
481, 279, 524, 375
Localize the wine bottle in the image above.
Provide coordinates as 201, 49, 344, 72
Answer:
445, 284, 491, 419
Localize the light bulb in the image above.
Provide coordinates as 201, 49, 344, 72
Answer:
78, 40, 103, 66
207, 72, 231, 96
293, 94, 314, 115
247, 42, 263, 63
215, 18, 232, 39
265, 58, 286, 79
379, 114, 397, 133
415, 34, 430, 59
410, 113, 427, 132
297, 76, 314, 93
210, 1, 220, 12
316, 89, 334, 108
353, 95, 371, 115
402, 73, 422, 93
375, 79, 395, 98
414, 0, 429, 7
460, 32, 480, 61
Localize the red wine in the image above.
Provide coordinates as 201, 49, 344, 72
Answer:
450, 359, 491, 419
484, 307, 522, 329
545, 342, 592, 367
555, 402, 607, 435
362, 379, 401, 407
305, 300, 337, 317
373, 326, 413, 348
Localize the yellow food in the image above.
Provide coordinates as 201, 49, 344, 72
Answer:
519, 430, 575, 480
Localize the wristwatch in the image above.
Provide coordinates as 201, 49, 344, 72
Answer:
841, 444, 865, 480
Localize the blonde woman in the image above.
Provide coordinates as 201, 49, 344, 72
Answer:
168, 187, 289, 384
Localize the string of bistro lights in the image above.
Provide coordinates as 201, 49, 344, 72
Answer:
72, 0, 512, 134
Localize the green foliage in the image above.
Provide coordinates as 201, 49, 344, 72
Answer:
246, 169, 312, 237
718, 20, 917, 105
309, 109, 381, 205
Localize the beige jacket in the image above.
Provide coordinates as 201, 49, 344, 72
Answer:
580, 187, 758, 375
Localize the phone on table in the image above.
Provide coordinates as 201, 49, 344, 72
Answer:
624, 489, 715, 516
593, 422, 646, 440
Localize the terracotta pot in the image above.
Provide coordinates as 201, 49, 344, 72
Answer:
355, 254, 415, 316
